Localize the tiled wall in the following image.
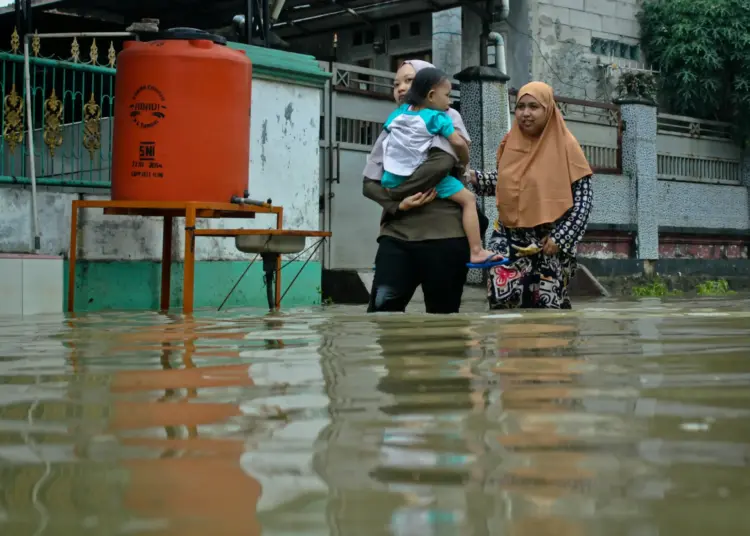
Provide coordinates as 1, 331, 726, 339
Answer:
0, 255, 63, 316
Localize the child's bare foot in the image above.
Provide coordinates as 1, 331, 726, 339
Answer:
470, 249, 503, 265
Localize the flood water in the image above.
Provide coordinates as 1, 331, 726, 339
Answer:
2, 297, 750, 535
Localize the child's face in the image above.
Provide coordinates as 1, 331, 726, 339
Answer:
426, 79, 452, 111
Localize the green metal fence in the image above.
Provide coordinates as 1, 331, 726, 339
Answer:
0, 30, 117, 188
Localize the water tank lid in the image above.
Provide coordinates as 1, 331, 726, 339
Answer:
153, 27, 228, 45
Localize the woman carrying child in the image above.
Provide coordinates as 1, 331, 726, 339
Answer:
363, 60, 491, 314
379, 67, 500, 268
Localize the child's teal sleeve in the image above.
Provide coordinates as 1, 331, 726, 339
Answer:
424, 110, 456, 138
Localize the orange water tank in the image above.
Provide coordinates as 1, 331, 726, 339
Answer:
111, 29, 252, 203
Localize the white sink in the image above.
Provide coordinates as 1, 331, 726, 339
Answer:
235, 234, 307, 254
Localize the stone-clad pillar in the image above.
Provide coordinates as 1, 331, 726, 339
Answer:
742, 151, 750, 228
615, 98, 659, 260
455, 66, 511, 284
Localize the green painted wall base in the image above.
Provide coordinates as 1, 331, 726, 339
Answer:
64, 260, 322, 312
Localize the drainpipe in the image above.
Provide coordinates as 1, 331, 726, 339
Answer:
489, 0, 510, 71
480, 0, 510, 64
22, 0, 40, 251
493, 0, 510, 117
489, 31, 511, 135
498, 0, 510, 21
488, 32, 506, 73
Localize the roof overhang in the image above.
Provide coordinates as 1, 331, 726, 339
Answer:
1, 1, 503, 40
272, 0, 498, 39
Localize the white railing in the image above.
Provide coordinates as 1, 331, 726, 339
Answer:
657, 113, 734, 141
335, 117, 384, 146
657, 113, 741, 184
581, 144, 619, 171
657, 153, 741, 184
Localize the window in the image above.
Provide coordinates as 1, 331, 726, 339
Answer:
591, 37, 640, 61
353, 31, 363, 46
409, 21, 421, 36
389, 24, 401, 40
364, 30, 375, 44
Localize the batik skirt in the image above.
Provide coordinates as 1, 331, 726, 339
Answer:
486, 221, 578, 310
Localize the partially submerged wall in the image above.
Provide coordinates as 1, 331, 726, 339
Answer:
0, 44, 330, 312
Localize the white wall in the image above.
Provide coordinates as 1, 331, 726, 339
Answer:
0, 255, 63, 315
0, 78, 322, 262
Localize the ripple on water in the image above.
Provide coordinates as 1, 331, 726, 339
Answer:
0, 298, 749, 535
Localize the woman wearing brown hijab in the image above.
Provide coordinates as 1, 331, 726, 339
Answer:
472, 82, 594, 309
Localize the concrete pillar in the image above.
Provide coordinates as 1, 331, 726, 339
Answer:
455, 66, 511, 284
432, 8, 462, 76
615, 99, 659, 260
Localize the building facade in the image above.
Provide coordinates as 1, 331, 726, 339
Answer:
286, 0, 644, 101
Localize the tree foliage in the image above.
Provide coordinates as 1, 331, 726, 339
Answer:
639, 0, 750, 144
615, 71, 658, 103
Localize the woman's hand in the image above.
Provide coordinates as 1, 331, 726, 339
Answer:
398, 189, 437, 211
465, 169, 477, 185
512, 243, 541, 257
542, 236, 559, 256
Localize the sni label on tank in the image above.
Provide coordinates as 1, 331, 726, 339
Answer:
129, 85, 167, 128
132, 141, 164, 178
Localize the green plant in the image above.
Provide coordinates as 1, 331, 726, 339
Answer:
316, 286, 334, 306
696, 279, 736, 296
639, 0, 750, 145
632, 277, 683, 297
616, 71, 658, 102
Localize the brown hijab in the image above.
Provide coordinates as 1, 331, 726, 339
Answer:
495, 82, 592, 229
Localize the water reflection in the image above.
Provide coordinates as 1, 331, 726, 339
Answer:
0, 298, 749, 535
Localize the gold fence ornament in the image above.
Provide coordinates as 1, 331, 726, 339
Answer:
3, 84, 24, 154
32, 30, 40, 57
43, 89, 64, 156
108, 42, 116, 68
82, 93, 101, 159
10, 27, 19, 54
90, 39, 98, 65
71, 37, 80, 63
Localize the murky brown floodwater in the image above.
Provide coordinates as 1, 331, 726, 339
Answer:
2, 296, 750, 535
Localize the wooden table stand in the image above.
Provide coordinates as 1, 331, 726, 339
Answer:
67, 200, 331, 314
